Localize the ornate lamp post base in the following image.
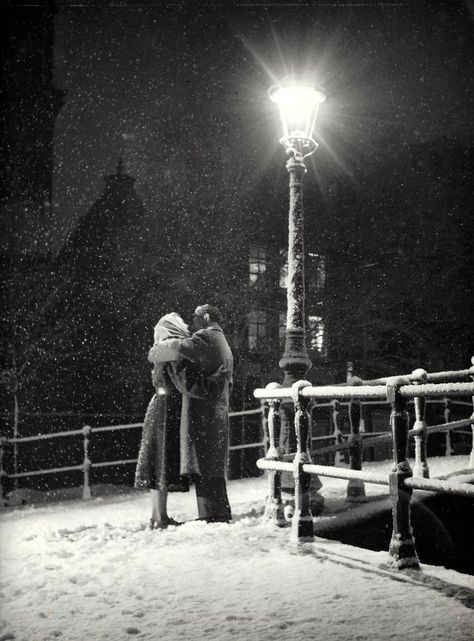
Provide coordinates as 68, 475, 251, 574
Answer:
279, 346, 312, 387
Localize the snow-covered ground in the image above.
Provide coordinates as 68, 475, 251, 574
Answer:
1, 456, 473, 641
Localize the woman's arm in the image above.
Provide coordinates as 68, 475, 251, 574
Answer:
148, 339, 181, 364
148, 332, 208, 365
168, 363, 229, 399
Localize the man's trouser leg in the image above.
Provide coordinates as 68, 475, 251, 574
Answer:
195, 476, 232, 523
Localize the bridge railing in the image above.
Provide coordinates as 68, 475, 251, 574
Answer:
259, 361, 474, 503
253, 364, 474, 569
315, 395, 471, 466
0, 406, 266, 506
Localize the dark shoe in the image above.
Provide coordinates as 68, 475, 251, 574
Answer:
149, 517, 184, 530
201, 516, 231, 524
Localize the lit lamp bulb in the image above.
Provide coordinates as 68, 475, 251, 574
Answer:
269, 83, 325, 157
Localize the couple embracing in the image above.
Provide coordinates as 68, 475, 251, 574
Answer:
135, 304, 233, 528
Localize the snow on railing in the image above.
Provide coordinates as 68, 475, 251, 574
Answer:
256, 360, 474, 486
254, 359, 474, 567
0, 406, 266, 505
254, 380, 474, 401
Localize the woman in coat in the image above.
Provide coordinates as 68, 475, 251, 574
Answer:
134, 313, 190, 529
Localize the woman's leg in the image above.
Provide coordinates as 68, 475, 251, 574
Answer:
150, 488, 183, 529
150, 488, 168, 528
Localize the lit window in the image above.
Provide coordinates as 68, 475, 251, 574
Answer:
308, 253, 326, 296
308, 315, 326, 354
279, 248, 288, 288
248, 310, 267, 350
249, 245, 267, 284
279, 311, 286, 347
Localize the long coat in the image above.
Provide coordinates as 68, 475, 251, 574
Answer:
149, 323, 234, 479
134, 364, 189, 492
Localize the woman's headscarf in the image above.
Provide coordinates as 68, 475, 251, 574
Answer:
153, 312, 189, 344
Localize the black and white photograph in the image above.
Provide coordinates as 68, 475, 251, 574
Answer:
1, 0, 473, 639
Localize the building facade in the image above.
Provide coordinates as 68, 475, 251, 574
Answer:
0, 0, 63, 256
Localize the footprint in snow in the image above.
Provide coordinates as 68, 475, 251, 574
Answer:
57, 525, 96, 535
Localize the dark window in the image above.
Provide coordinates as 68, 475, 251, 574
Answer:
248, 310, 267, 350
249, 245, 267, 284
307, 253, 326, 297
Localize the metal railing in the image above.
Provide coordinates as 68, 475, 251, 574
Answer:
0, 406, 266, 504
310, 396, 470, 469
253, 360, 474, 569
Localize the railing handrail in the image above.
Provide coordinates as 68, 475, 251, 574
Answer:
312, 398, 471, 408
254, 381, 474, 401
2, 407, 263, 445
0, 412, 143, 418
256, 459, 474, 497
2, 441, 269, 480
3, 398, 469, 445
360, 368, 473, 386
277, 417, 474, 460
4, 399, 469, 444
0, 406, 266, 484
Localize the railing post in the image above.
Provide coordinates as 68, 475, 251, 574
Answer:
346, 375, 366, 503
330, 400, 344, 466
260, 399, 267, 455
262, 383, 285, 526
443, 397, 453, 457
347, 399, 367, 502
359, 404, 366, 434
82, 425, 92, 500
411, 368, 429, 478
469, 356, 474, 468
346, 361, 354, 382
0, 437, 7, 508
387, 378, 420, 570
291, 380, 313, 541
308, 402, 324, 516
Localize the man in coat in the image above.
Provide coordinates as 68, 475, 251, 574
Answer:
148, 304, 233, 523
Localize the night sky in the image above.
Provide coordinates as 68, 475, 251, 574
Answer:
52, 1, 473, 247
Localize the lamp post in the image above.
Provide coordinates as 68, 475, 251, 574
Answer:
266, 83, 326, 531
269, 83, 325, 386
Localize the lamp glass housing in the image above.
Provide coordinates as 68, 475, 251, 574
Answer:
269, 84, 325, 143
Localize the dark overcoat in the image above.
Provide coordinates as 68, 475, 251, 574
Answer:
149, 323, 233, 479
134, 364, 189, 492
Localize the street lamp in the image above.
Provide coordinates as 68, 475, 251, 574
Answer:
269, 82, 325, 386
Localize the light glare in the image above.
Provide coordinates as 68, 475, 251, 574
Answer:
270, 85, 325, 108
269, 83, 325, 144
